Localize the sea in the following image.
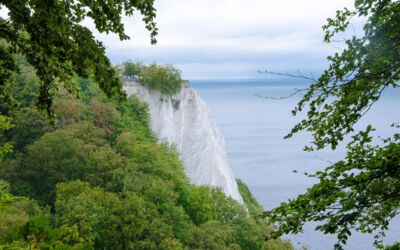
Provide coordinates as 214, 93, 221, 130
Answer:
190, 78, 400, 250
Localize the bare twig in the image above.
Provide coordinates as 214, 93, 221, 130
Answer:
254, 70, 318, 99
254, 88, 308, 100
329, 43, 344, 51
313, 155, 334, 164
258, 70, 317, 82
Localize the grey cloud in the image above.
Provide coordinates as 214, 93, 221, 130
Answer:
96, 0, 353, 79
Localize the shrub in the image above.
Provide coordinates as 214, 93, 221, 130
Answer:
139, 64, 182, 95
122, 61, 143, 77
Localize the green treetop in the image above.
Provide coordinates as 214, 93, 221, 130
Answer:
140, 64, 183, 95
122, 61, 144, 78
121, 62, 183, 95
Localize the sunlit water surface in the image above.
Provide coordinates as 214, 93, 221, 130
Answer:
191, 79, 400, 250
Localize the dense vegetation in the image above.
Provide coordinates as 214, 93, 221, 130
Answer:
122, 61, 144, 78
0, 0, 159, 162
264, 0, 400, 249
0, 58, 292, 250
122, 62, 183, 95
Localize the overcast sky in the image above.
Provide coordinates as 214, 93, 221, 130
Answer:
90, 0, 353, 79
92, 0, 353, 79
0, 0, 356, 79
0, 0, 354, 79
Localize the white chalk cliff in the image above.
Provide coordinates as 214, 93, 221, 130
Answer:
124, 80, 243, 203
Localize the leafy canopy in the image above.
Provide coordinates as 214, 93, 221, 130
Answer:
264, 0, 400, 249
139, 63, 183, 95
0, 0, 158, 114
121, 62, 183, 95
122, 61, 144, 77
0, 60, 293, 249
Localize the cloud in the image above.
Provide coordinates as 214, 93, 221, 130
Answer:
6, 0, 355, 79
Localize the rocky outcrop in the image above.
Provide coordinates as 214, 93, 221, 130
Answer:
124, 80, 243, 203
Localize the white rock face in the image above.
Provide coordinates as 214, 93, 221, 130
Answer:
124, 80, 243, 203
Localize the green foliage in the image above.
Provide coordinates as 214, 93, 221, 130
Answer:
54, 92, 86, 128
2, 127, 92, 204
266, 133, 400, 249
139, 64, 183, 95
0, 180, 46, 249
189, 220, 239, 250
0, 58, 290, 249
119, 61, 183, 95
0, 180, 91, 249
0, 114, 13, 158
286, 1, 400, 151
0, 0, 157, 115
114, 96, 152, 142
8, 107, 51, 152
184, 186, 246, 225
9, 56, 40, 109
265, 1, 400, 249
262, 239, 293, 250
122, 61, 144, 77
0, 55, 44, 159
87, 100, 119, 136
237, 179, 264, 218
56, 181, 122, 249
0, 42, 18, 113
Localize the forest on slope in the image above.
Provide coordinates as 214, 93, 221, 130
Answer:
0, 57, 292, 250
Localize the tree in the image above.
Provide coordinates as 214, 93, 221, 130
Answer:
122, 61, 144, 77
54, 92, 86, 128
236, 179, 264, 219
140, 64, 182, 95
0, 123, 111, 205
0, 115, 12, 157
189, 220, 239, 250
5, 129, 90, 205
0, 0, 157, 115
264, 1, 400, 249
8, 107, 52, 152
88, 100, 119, 136
0, 180, 40, 245
55, 181, 123, 249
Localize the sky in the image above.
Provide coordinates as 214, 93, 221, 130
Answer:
89, 0, 356, 80
2, 0, 354, 80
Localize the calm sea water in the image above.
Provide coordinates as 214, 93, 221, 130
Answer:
191, 79, 400, 250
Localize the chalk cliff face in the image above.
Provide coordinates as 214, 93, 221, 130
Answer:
124, 80, 243, 203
